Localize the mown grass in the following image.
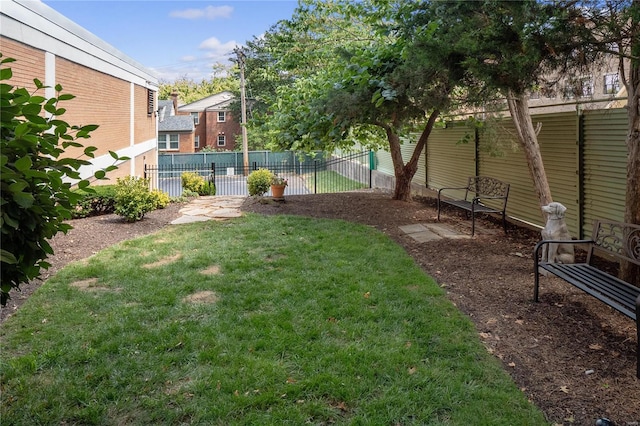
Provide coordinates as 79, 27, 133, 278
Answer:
305, 170, 368, 193
0, 215, 547, 425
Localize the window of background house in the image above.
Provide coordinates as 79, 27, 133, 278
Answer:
217, 111, 226, 122
604, 73, 620, 94
158, 134, 179, 151
579, 77, 593, 97
158, 134, 167, 150
217, 135, 226, 146
169, 134, 179, 150
191, 112, 199, 125
195, 135, 200, 149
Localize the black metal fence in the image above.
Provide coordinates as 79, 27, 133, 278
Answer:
145, 151, 374, 197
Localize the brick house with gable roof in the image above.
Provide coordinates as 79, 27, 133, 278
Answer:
176, 91, 242, 152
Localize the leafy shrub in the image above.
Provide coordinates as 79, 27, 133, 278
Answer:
181, 172, 216, 196
181, 189, 200, 198
247, 168, 274, 196
200, 180, 216, 196
114, 176, 155, 222
72, 185, 117, 218
181, 172, 205, 193
150, 189, 171, 209
0, 55, 126, 305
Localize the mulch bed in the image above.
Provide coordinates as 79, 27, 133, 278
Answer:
2, 191, 638, 425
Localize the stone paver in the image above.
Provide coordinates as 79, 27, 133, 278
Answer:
171, 196, 246, 225
399, 222, 469, 242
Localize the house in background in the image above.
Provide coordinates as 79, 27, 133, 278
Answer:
157, 99, 195, 153
175, 91, 242, 152
0, 0, 159, 181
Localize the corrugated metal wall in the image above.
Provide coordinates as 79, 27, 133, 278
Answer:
476, 113, 579, 234
427, 124, 476, 200
581, 109, 627, 237
374, 108, 627, 234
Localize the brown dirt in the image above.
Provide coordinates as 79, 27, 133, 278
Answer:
2, 191, 638, 425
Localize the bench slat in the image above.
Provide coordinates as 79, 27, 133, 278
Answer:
540, 263, 638, 319
442, 200, 501, 213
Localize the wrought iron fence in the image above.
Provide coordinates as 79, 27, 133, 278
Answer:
145, 151, 374, 197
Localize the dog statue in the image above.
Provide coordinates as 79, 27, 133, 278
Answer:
540, 202, 575, 264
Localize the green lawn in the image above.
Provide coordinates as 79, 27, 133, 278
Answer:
305, 170, 368, 193
0, 214, 547, 425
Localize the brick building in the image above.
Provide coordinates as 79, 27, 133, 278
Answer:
175, 92, 242, 152
0, 0, 159, 181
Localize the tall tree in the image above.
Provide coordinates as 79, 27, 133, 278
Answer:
241, 0, 469, 200
158, 63, 239, 105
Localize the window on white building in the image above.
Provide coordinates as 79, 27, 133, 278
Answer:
603, 73, 620, 94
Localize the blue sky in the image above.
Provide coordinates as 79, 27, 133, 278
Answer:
42, 1, 299, 82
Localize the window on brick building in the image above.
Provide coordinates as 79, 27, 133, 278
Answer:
191, 112, 199, 125
217, 135, 226, 146
195, 135, 200, 149
158, 134, 179, 151
217, 111, 226, 122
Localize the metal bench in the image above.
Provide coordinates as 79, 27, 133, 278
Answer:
436, 176, 510, 236
533, 219, 640, 378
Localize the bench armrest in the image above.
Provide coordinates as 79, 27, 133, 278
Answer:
438, 186, 470, 201
533, 239, 594, 261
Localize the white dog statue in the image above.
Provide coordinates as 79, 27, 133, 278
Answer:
540, 202, 575, 264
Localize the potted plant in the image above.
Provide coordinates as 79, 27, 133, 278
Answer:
270, 174, 288, 199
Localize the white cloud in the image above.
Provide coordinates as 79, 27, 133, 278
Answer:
169, 5, 233, 20
198, 37, 237, 55
180, 55, 198, 62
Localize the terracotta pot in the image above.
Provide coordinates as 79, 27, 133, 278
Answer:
270, 184, 286, 199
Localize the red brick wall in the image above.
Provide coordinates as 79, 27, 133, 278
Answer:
205, 110, 241, 150
134, 84, 156, 145
1, 37, 45, 93
55, 57, 130, 159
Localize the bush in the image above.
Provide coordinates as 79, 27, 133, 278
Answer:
247, 168, 274, 196
150, 189, 171, 209
72, 185, 117, 218
181, 172, 205, 193
0, 55, 126, 305
114, 176, 155, 222
200, 180, 216, 196
181, 172, 216, 196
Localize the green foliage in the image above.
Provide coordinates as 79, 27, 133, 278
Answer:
181, 172, 206, 193
247, 168, 274, 196
0, 55, 127, 305
180, 172, 215, 196
149, 189, 171, 209
71, 185, 117, 218
114, 176, 155, 222
158, 65, 239, 105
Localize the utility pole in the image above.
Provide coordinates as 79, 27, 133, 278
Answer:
235, 47, 249, 176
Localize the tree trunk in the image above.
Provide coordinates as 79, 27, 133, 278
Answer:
382, 110, 439, 201
621, 21, 640, 286
507, 91, 553, 217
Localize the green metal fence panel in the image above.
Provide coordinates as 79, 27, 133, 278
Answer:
427, 123, 476, 200
581, 108, 627, 237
